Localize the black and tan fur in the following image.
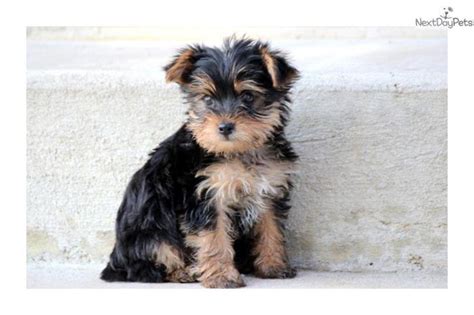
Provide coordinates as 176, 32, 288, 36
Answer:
101, 37, 299, 288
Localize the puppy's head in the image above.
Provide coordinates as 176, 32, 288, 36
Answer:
164, 37, 299, 155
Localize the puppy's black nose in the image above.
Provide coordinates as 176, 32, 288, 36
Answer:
218, 122, 235, 136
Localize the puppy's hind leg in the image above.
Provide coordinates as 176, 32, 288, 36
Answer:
102, 239, 166, 283
126, 259, 166, 283
153, 242, 195, 283
101, 235, 168, 283
100, 245, 166, 283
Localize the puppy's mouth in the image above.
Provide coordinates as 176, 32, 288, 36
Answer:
220, 133, 234, 141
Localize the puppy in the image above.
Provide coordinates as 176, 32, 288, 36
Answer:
101, 37, 299, 288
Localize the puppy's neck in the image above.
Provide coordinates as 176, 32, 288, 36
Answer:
214, 144, 275, 163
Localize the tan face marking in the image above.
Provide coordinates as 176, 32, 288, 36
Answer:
186, 104, 282, 155
188, 73, 217, 95
233, 80, 266, 94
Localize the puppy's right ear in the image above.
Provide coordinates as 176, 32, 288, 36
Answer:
163, 46, 201, 85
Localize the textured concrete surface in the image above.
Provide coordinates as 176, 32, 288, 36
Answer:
26, 29, 447, 273
27, 263, 447, 289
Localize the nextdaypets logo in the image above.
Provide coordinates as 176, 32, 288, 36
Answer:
416, 7, 474, 28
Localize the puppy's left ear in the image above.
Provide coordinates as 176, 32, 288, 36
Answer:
164, 46, 201, 85
260, 46, 299, 90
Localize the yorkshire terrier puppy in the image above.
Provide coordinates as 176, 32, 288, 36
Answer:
101, 37, 299, 288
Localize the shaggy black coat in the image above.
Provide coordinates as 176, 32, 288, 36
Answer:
101, 125, 297, 282
101, 37, 299, 284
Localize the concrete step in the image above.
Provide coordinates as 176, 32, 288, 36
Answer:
27, 35, 447, 273
28, 38, 446, 91
27, 263, 447, 289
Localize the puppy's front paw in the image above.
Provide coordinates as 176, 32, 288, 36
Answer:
254, 265, 297, 279
201, 273, 246, 288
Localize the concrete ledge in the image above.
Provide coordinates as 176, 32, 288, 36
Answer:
27, 263, 447, 289
26, 37, 447, 272
27, 39, 446, 92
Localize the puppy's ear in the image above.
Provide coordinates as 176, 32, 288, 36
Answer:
260, 46, 299, 90
164, 46, 201, 85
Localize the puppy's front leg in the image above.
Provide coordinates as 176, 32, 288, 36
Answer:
187, 206, 245, 288
252, 209, 296, 279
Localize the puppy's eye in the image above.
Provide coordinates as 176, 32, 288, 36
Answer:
203, 95, 214, 106
240, 92, 255, 104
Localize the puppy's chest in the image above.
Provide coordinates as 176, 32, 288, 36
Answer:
195, 154, 292, 229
